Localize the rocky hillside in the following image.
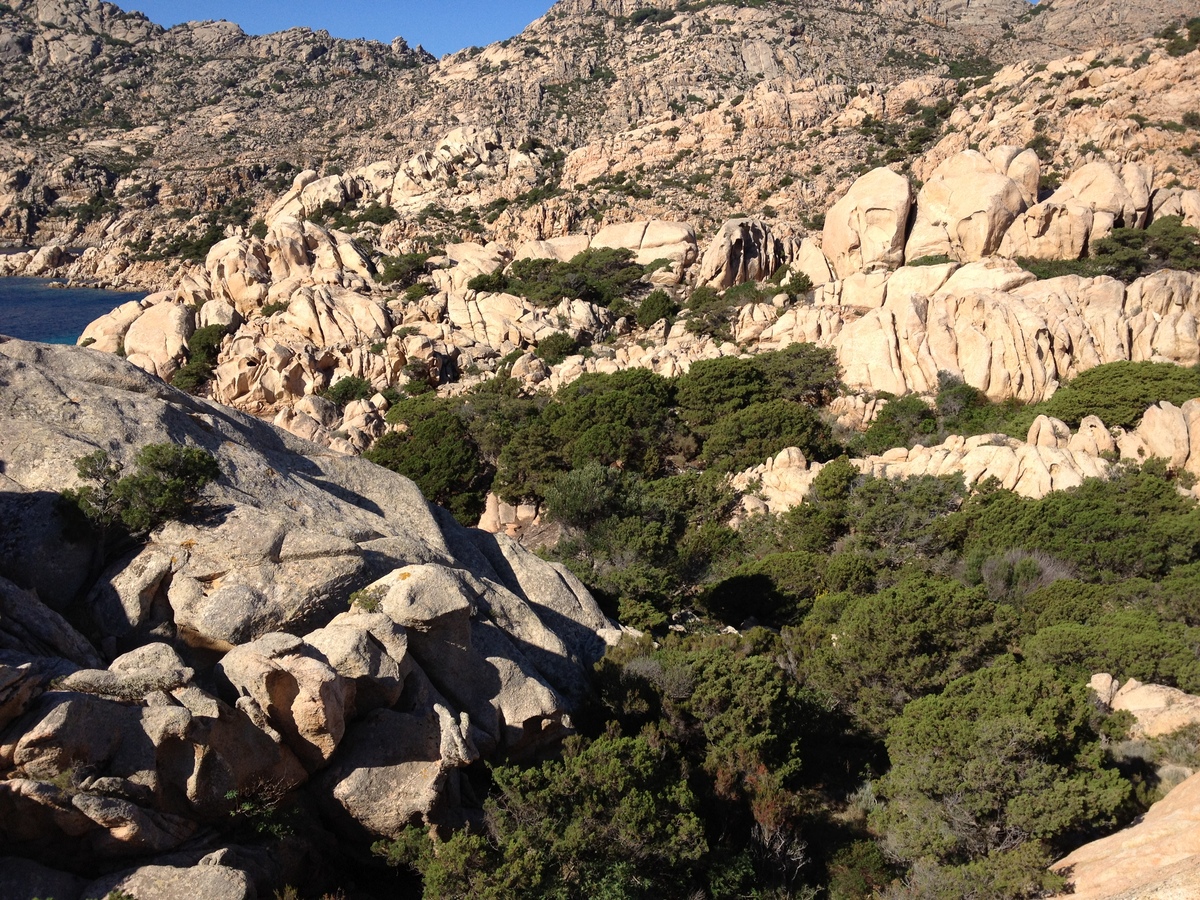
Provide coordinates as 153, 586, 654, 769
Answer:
0, 335, 620, 895
4, 0, 1200, 897
2, 0, 1199, 250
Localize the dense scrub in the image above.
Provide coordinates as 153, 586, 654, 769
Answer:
856, 362, 1200, 453
365, 343, 842, 532
363, 344, 1200, 898
467, 247, 649, 308
373, 451, 1199, 897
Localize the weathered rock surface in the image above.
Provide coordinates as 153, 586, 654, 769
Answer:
696, 219, 784, 288
82, 863, 255, 900
0, 337, 619, 876
904, 151, 1027, 263
822, 168, 913, 279
733, 399, 1200, 517
1096, 676, 1200, 739
1051, 771, 1200, 900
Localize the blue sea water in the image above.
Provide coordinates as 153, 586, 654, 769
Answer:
0, 277, 147, 344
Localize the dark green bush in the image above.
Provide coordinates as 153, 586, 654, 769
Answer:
376, 732, 706, 898
703, 551, 826, 625
1026, 360, 1200, 429
62, 443, 221, 542
171, 324, 229, 394
861, 394, 936, 453
682, 286, 738, 342
636, 289, 679, 327
1090, 215, 1200, 280
476, 248, 647, 308
355, 202, 399, 226
675, 343, 841, 432
956, 463, 1200, 579
872, 659, 1129, 873
323, 376, 374, 410
793, 573, 1007, 733
535, 331, 579, 365
378, 252, 431, 287
907, 254, 953, 267
364, 411, 489, 525
702, 400, 837, 472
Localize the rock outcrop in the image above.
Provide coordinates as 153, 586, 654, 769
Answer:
1091, 674, 1200, 739
733, 400, 1200, 517
1051, 771, 1200, 900
904, 150, 1028, 263
0, 337, 619, 879
822, 168, 913, 279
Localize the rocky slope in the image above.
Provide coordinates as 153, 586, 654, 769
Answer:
1051, 771, 1200, 899
1048, 671, 1200, 900
2, 0, 1199, 253
39, 141, 1200, 481
0, 335, 620, 894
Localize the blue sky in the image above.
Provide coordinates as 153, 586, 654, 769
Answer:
126, 1, 555, 57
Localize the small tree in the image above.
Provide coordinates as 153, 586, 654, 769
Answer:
62, 443, 222, 560
636, 289, 679, 328
871, 658, 1130, 871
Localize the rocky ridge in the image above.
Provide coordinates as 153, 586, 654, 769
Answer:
730, 400, 1200, 518
2, 0, 1199, 256
48, 141, 1200, 480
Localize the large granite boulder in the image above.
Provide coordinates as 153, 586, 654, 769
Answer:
0, 336, 620, 876
822, 167, 912, 279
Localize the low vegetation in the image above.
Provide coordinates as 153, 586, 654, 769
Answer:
467, 247, 649, 308
362, 334, 1200, 898
1018, 216, 1200, 282
855, 362, 1200, 453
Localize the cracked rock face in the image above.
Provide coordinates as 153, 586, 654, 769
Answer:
0, 336, 620, 877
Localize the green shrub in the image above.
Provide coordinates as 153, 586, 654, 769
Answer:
1090, 215, 1200, 280
377, 252, 430, 287
682, 285, 738, 342
636, 289, 678, 327
364, 411, 489, 525
676, 355, 771, 430
872, 658, 1129, 870
375, 732, 706, 898
956, 463, 1200, 579
356, 202, 399, 226
701, 399, 837, 472
907, 254, 953, 267
535, 331, 579, 365
703, 551, 826, 625
170, 324, 229, 394
1028, 360, 1200, 429
793, 573, 1006, 733
62, 443, 221, 542
323, 376, 374, 410
509, 248, 647, 308
862, 394, 936, 453
1020, 216, 1200, 282
543, 461, 626, 528
676, 343, 841, 432
1024, 609, 1200, 692
1014, 256, 1105, 279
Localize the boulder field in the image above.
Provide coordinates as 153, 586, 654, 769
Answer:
45, 151, 1200, 467
0, 335, 621, 894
